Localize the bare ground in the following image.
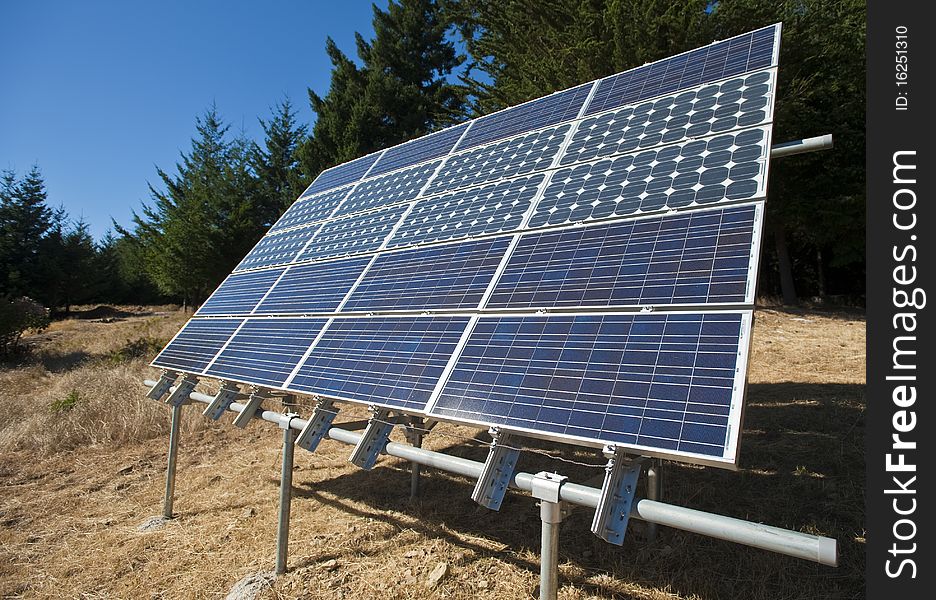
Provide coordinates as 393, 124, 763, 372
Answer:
0, 306, 865, 599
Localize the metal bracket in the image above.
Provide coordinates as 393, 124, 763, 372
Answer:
295, 398, 339, 452
471, 428, 521, 510
232, 388, 267, 428
531, 471, 569, 523
164, 374, 198, 407
280, 412, 300, 430
591, 445, 643, 545
403, 416, 426, 446
348, 406, 394, 470
147, 370, 178, 402
202, 381, 240, 420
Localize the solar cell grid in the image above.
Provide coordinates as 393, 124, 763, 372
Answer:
455, 83, 593, 151
269, 187, 350, 233
425, 124, 570, 196
388, 174, 544, 249
204, 318, 327, 388
487, 204, 757, 310
301, 152, 381, 196
529, 126, 769, 229
196, 268, 285, 316
335, 159, 440, 217
368, 122, 468, 177
296, 204, 407, 262
584, 24, 778, 116
343, 237, 511, 312
429, 312, 746, 461
289, 316, 470, 411
234, 227, 319, 272
254, 256, 371, 314
152, 318, 243, 373
562, 70, 774, 166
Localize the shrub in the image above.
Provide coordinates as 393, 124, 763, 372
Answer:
0, 296, 51, 355
50, 389, 81, 413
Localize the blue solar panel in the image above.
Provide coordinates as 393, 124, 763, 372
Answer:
528, 126, 769, 229
335, 159, 440, 217
388, 174, 544, 249
297, 204, 407, 262
562, 70, 774, 166
455, 83, 593, 151
368, 123, 468, 177
301, 152, 381, 196
583, 24, 779, 117
254, 257, 371, 314
152, 318, 242, 373
425, 124, 570, 196
205, 318, 328, 388
196, 268, 286, 316
269, 187, 350, 233
429, 312, 747, 462
343, 238, 511, 312
488, 205, 757, 309
234, 227, 319, 272
289, 316, 470, 411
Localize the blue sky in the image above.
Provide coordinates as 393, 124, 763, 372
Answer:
1, 1, 389, 240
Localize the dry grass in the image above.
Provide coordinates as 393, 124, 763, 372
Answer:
0, 306, 865, 599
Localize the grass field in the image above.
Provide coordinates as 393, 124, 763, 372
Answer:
0, 305, 865, 599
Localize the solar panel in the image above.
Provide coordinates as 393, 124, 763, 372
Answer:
388, 174, 544, 248
153, 318, 243, 373
487, 204, 759, 310
254, 257, 371, 314
287, 316, 470, 412
196, 268, 285, 315
153, 24, 781, 468
583, 24, 779, 116
204, 318, 328, 388
343, 237, 511, 312
528, 126, 770, 229
368, 122, 469, 177
427, 312, 749, 464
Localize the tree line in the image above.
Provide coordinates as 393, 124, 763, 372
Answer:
1, 0, 865, 316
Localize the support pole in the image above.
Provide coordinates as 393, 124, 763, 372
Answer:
770, 134, 833, 159
646, 459, 662, 542
539, 499, 564, 600
276, 415, 298, 575
163, 403, 183, 519
407, 419, 424, 500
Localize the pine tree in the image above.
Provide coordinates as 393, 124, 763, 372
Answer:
251, 98, 308, 226
0, 166, 54, 300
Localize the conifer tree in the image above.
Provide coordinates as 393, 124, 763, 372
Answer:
251, 97, 308, 225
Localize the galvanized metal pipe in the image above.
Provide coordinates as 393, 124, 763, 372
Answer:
276, 422, 297, 575
539, 500, 563, 600
770, 134, 834, 158
163, 403, 183, 519
646, 459, 662, 541
144, 380, 838, 566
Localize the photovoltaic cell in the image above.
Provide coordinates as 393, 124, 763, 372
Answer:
430, 312, 746, 461
487, 205, 757, 309
254, 256, 372, 314
152, 318, 242, 373
562, 70, 774, 166
301, 152, 381, 196
368, 123, 468, 177
205, 318, 327, 388
343, 237, 511, 312
455, 83, 593, 151
196, 268, 286, 316
297, 204, 407, 262
335, 160, 440, 217
583, 24, 778, 116
425, 124, 570, 196
528, 127, 769, 229
388, 173, 544, 249
234, 227, 319, 272
289, 316, 470, 411
269, 187, 349, 233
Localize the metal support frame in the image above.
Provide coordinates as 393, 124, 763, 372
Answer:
295, 397, 339, 452
143, 380, 839, 567
770, 134, 833, 159
276, 413, 298, 575
471, 427, 521, 510
164, 374, 198, 407
202, 381, 241, 421
232, 388, 267, 428
348, 406, 394, 470
404, 417, 425, 499
147, 370, 178, 402
591, 446, 643, 545
163, 402, 184, 519
531, 472, 569, 600
646, 459, 663, 541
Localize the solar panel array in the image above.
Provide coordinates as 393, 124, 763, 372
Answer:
154, 24, 781, 467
